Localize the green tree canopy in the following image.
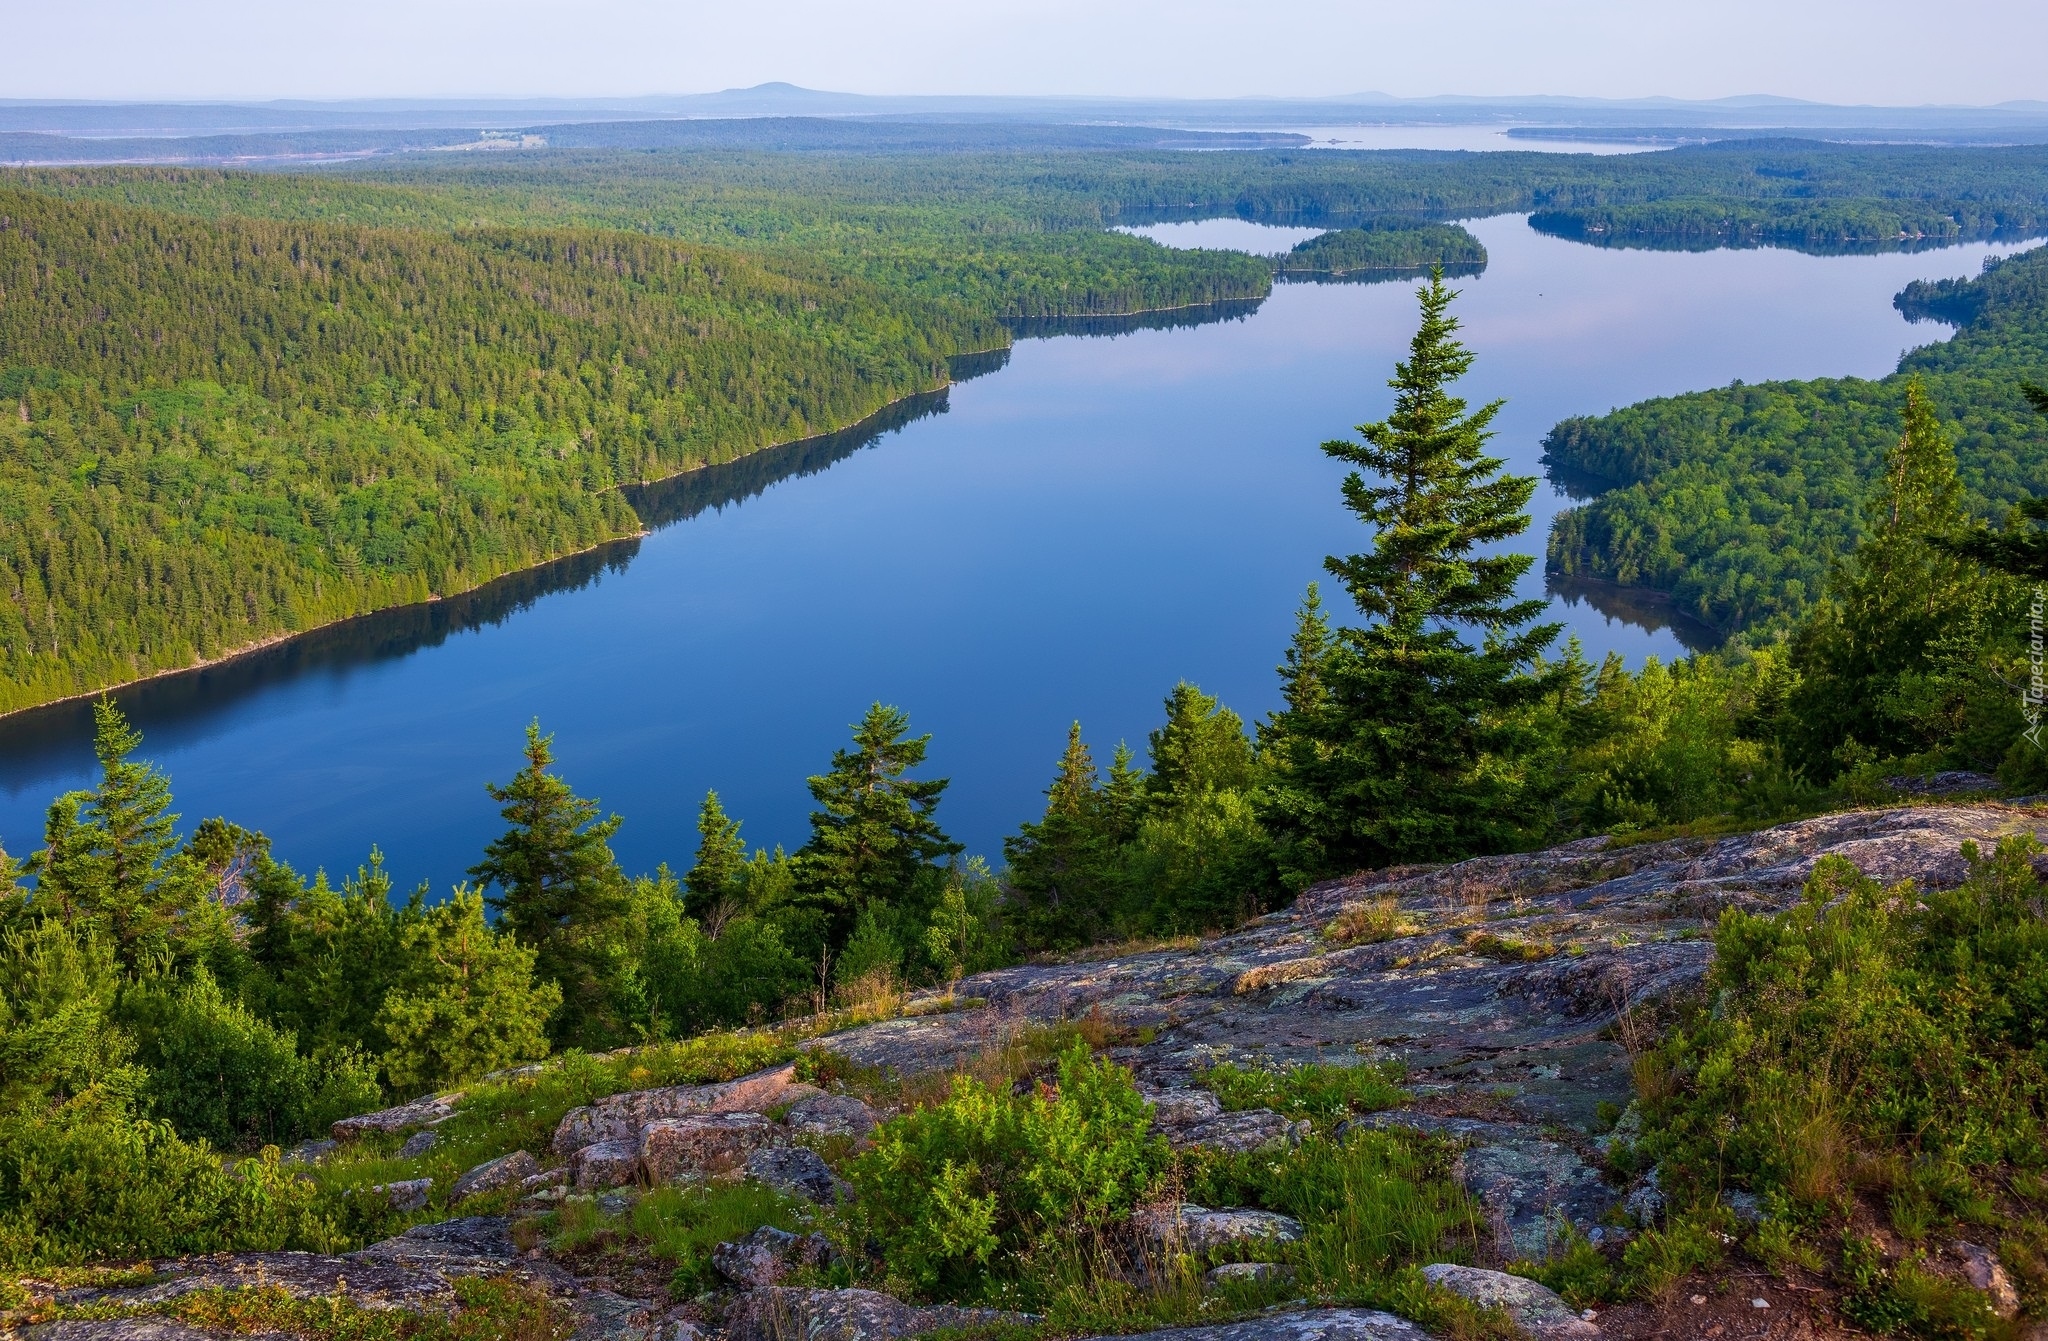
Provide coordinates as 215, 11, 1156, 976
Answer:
469, 721, 629, 1048
1260, 271, 1563, 879
798, 703, 962, 948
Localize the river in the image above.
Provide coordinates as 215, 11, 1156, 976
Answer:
0, 214, 2030, 889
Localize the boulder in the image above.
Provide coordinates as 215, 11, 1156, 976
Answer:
639, 1112, 779, 1182
553, 1064, 804, 1157
711, 1225, 838, 1287
745, 1146, 846, 1205
1159, 1108, 1307, 1156
1452, 1139, 1617, 1259
571, 1137, 642, 1190
571, 1289, 657, 1341
281, 1137, 337, 1165
370, 1177, 434, 1211
1071, 1309, 1425, 1341
1204, 1262, 1295, 1291
1419, 1265, 1600, 1341
333, 1091, 463, 1140
781, 1093, 881, 1140
723, 1287, 1028, 1341
452, 1149, 541, 1200
398, 1129, 439, 1158
1136, 1204, 1304, 1258
1953, 1241, 2021, 1319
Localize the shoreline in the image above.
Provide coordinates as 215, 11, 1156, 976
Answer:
0, 370, 995, 724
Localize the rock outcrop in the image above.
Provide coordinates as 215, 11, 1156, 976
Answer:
721, 1287, 1026, 1341
815, 803, 2046, 1254
1420, 1264, 1600, 1340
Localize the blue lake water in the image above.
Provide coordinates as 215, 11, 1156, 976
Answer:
0, 215, 2031, 892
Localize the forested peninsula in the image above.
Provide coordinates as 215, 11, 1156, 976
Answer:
1546, 240, 2048, 633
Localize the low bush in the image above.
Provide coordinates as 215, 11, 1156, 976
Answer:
0, 1097, 337, 1266
124, 969, 379, 1150
844, 1041, 1167, 1298
1199, 1059, 1407, 1125
39, 1277, 573, 1341
1646, 841, 2048, 1213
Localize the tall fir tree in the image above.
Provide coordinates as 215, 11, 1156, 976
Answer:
1259, 270, 1562, 879
1003, 723, 1112, 951
798, 703, 962, 948
685, 791, 748, 932
29, 700, 198, 966
1786, 380, 1996, 775
469, 721, 630, 1049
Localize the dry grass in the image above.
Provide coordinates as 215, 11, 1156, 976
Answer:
1460, 931, 1557, 963
1050, 935, 1200, 965
1324, 896, 1420, 946
830, 968, 905, 1024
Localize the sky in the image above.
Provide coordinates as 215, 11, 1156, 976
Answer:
6, 0, 2045, 106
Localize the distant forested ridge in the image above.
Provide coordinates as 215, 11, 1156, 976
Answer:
1545, 243, 2048, 634
0, 188, 997, 712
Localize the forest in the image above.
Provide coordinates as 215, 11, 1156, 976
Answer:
0, 244, 2044, 1341
1546, 240, 2048, 634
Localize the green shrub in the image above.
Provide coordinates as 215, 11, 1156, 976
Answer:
124, 969, 378, 1150
1646, 840, 2048, 1215
375, 890, 559, 1095
1841, 1234, 2013, 1341
1200, 1060, 1407, 1125
845, 1041, 1166, 1297
0, 1096, 336, 1265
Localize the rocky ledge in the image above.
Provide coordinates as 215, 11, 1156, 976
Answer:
24, 803, 2039, 1341
820, 803, 2047, 1256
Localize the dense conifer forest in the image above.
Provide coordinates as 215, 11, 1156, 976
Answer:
1546, 241, 2048, 633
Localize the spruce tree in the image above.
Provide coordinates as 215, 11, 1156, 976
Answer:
469, 721, 629, 1048
685, 791, 748, 928
1147, 684, 1255, 799
1003, 723, 1111, 951
1260, 270, 1562, 877
798, 703, 962, 947
30, 700, 198, 966
1786, 381, 1991, 774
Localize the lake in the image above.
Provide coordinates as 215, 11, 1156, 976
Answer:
0, 215, 2030, 891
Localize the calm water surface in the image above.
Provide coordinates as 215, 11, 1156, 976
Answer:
0, 216, 2030, 889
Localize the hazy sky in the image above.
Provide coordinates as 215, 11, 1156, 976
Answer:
8, 0, 2045, 106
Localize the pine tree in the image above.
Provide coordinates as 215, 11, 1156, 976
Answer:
1147, 683, 1255, 799
798, 703, 962, 948
375, 888, 560, 1095
469, 721, 629, 1048
1259, 270, 1563, 878
29, 700, 198, 966
685, 791, 748, 927
1003, 723, 1111, 951
1099, 743, 1149, 847
1787, 380, 1992, 774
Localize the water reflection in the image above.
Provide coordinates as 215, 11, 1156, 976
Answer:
0, 388, 960, 798
1547, 576, 1723, 654
1004, 298, 1265, 340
